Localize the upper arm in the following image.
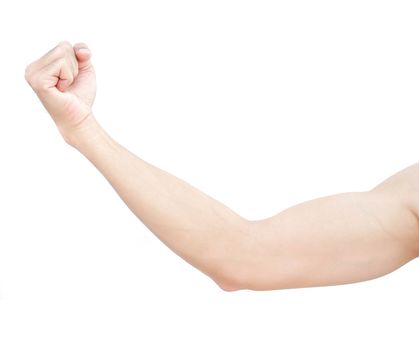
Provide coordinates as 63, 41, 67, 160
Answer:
238, 188, 419, 291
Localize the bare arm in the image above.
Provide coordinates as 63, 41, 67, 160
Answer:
66, 118, 252, 291
25, 42, 419, 291
244, 177, 419, 290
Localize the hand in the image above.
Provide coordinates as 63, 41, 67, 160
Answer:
25, 41, 97, 141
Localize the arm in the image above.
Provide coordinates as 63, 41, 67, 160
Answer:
25, 42, 419, 291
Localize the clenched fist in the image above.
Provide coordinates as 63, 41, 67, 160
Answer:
25, 41, 97, 142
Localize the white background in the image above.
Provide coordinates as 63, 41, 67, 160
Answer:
1, 0, 419, 348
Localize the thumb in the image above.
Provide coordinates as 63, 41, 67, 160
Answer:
73, 43, 92, 70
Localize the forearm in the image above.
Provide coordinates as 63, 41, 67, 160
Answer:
66, 117, 251, 290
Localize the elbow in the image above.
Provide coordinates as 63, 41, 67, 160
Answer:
214, 267, 298, 292
213, 264, 274, 292
210, 218, 281, 292
214, 273, 246, 292
210, 222, 256, 292
209, 257, 248, 292
212, 257, 270, 292
217, 282, 242, 292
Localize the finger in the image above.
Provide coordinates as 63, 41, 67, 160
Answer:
56, 62, 75, 92
68, 47, 79, 80
73, 42, 92, 70
28, 57, 74, 95
27, 41, 74, 77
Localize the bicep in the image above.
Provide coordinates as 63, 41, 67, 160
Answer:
242, 190, 419, 290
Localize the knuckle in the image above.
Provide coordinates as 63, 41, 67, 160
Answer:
28, 72, 43, 91
55, 56, 67, 70
64, 59, 75, 76
28, 70, 52, 94
24, 64, 33, 82
67, 75, 75, 84
57, 56, 66, 65
55, 41, 72, 57
58, 40, 72, 49
53, 45, 66, 57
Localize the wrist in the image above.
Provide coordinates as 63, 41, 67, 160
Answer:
59, 114, 104, 149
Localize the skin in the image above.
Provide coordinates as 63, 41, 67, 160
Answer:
25, 41, 419, 292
